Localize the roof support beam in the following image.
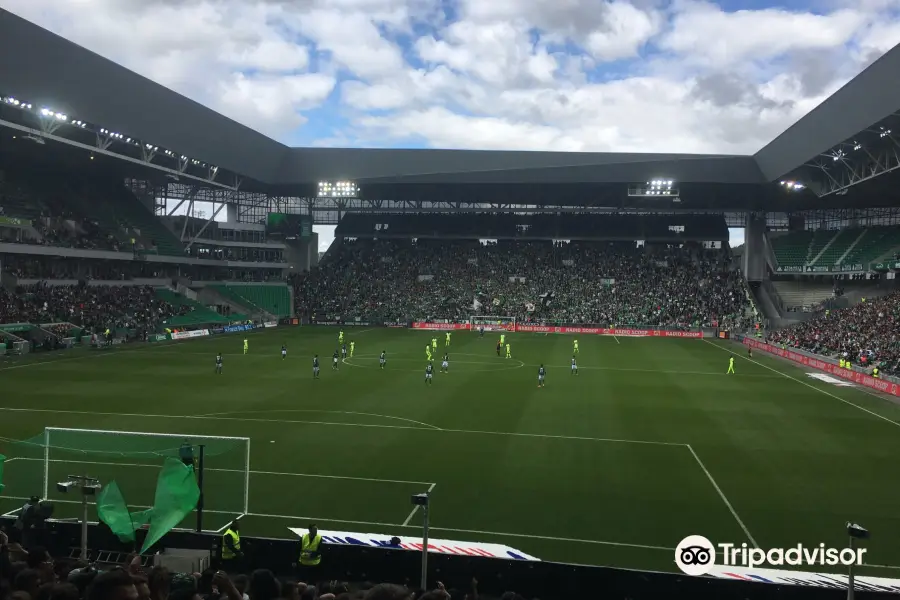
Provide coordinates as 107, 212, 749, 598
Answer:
805, 142, 900, 197
186, 182, 242, 249
0, 118, 238, 191
167, 185, 200, 217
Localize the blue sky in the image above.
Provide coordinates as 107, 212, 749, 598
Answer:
2, 0, 896, 251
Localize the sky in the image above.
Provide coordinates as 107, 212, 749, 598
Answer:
2, 0, 896, 251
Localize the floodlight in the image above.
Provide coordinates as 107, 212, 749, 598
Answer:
318, 180, 358, 197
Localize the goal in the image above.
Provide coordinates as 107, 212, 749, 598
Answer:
6, 428, 250, 520
469, 316, 517, 332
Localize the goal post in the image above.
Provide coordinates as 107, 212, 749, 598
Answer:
469, 316, 517, 332
5, 428, 251, 520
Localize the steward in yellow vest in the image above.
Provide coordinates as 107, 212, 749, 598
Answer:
221, 519, 244, 567
873, 367, 880, 379
299, 524, 323, 569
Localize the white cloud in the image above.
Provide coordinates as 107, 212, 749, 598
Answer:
216, 73, 337, 136
661, 2, 866, 67
225, 40, 311, 73
0, 0, 896, 156
584, 1, 661, 61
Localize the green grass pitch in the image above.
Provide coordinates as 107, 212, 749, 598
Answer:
2, 326, 900, 576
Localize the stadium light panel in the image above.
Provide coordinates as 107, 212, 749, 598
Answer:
318, 180, 359, 197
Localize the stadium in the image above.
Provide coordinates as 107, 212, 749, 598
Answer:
2, 4, 900, 600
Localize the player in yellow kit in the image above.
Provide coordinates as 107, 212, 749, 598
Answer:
350, 341, 355, 357
727, 356, 735, 374
426, 345, 433, 361
573, 339, 579, 354
432, 337, 438, 349
243, 338, 248, 355
505, 343, 511, 358
445, 332, 451, 347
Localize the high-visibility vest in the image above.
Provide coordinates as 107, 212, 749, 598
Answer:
222, 529, 240, 559
873, 368, 880, 379
840, 359, 845, 368
300, 533, 322, 566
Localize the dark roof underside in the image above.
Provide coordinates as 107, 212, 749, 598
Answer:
753, 44, 900, 181
0, 8, 897, 190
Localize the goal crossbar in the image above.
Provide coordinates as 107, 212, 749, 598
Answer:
41, 428, 251, 514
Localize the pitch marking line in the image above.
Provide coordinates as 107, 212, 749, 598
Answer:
194, 409, 443, 431
686, 444, 758, 549
5, 457, 433, 487
704, 339, 900, 429
0, 326, 375, 372
342, 354, 780, 379
0, 407, 682, 446
0, 494, 673, 552
402, 482, 438, 526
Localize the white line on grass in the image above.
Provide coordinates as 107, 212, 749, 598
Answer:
10, 457, 432, 486
613, 335, 620, 344
193, 409, 443, 431
0, 335, 234, 371
0, 407, 684, 446
0, 495, 674, 552
686, 444, 758, 549
0, 326, 328, 372
343, 354, 781, 378
401, 482, 437, 526
703, 339, 900, 429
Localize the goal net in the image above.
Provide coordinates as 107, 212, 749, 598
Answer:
3, 428, 249, 522
469, 316, 517, 332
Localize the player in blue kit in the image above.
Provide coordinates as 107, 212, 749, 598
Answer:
313, 355, 320, 379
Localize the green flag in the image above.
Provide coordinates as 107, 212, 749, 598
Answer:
97, 481, 149, 543
140, 458, 200, 553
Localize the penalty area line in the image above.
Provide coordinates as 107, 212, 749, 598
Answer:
686, 444, 758, 549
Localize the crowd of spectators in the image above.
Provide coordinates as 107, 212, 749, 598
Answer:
0, 284, 189, 331
0, 530, 504, 600
293, 240, 752, 329
32, 217, 120, 252
767, 291, 900, 375
1, 256, 176, 282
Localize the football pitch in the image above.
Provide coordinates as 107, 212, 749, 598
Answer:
3, 326, 900, 576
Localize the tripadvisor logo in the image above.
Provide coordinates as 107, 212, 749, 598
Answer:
675, 535, 867, 576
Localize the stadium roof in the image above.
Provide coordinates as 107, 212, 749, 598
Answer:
2, 8, 900, 207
